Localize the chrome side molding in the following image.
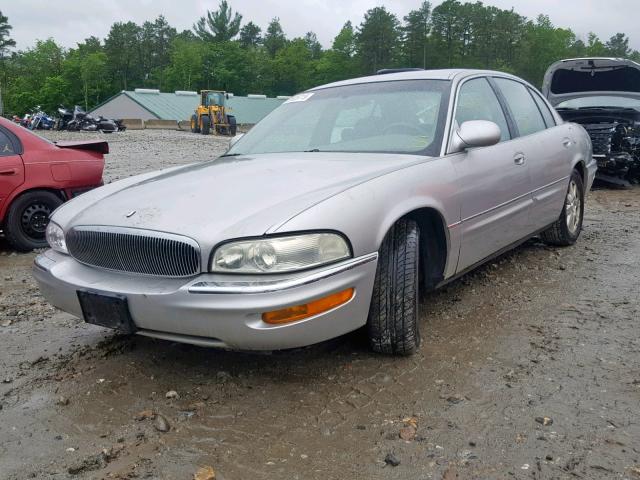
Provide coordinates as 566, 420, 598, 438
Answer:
188, 252, 378, 294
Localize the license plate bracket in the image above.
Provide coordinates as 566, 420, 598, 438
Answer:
77, 290, 137, 334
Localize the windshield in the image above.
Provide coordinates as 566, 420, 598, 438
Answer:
227, 79, 451, 157
205, 92, 225, 107
557, 96, 640, 110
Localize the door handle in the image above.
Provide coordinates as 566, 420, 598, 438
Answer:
513, 154, 526, 166
0, 168, 17, 176
562, 138, 573, 148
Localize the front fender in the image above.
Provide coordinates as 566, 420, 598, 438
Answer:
275, 158, 461, 279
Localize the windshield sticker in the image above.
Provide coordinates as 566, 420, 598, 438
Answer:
285, 92, 314, 104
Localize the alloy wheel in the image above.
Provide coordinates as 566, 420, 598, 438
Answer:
565, 180, 581, 234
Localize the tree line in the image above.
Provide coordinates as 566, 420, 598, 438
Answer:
0, 1, 638, 116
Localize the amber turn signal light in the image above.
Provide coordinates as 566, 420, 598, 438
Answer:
262, 288, 354, 325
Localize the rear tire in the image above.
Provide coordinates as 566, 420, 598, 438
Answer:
4, 190, 63, 251
190, 114, 200, 133
367, 218, 421, 355
541, 169, 584, 246
201, 115, 210, 135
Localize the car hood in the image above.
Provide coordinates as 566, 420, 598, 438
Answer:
542, 57, 640, 106
55, 152, 426, 248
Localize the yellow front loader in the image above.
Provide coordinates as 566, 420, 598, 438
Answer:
190, 90, 237, 136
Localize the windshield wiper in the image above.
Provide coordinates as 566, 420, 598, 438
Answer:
220, 153, 244, 157
304, 148, 321, 152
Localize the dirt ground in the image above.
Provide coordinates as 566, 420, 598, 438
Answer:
1, 130, 639, 480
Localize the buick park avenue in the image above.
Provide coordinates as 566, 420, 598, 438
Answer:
34, 69, 596, 355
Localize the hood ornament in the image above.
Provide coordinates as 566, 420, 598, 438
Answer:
126, 210, 137, 218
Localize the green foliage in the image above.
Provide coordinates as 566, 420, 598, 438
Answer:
0, 5, 638, 116
264, 17, 287, 58
402, 2, 431, 68
194, 1, 242, 42
356, 7, 401, 73
0, 10, 16, 56
239, 22, 261, 48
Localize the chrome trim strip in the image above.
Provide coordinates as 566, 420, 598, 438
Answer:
461, 175, 569, 224
137, 329, 229, 349
34, 253, 56, 272
188, 252, 378, 294
68, 225, 201, 249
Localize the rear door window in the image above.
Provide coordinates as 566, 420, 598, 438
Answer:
528, 88, 556, 128
0, 130, 16, 156
493, 78, 546, 136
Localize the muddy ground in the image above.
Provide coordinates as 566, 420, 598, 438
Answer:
1, 130, 639, 480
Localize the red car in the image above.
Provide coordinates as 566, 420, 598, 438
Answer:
0, 117, 106, 251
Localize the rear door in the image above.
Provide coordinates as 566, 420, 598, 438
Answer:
450, 76, 532, 273
0, 127, 25, 218
491, 78, 569, 230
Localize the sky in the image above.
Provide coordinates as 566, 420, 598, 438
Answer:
3, 0, 639, 52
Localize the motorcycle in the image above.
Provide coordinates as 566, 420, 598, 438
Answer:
29, 108, 55, 130
56, 105, 74, 130
63, 105, 124, 133
20, 112, 32, 128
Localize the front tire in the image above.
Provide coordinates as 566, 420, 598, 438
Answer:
541, 169, 584, 246
201, 115, 210, 135
4, 190, 63, 251
367, 218, 421, 355
190, 114, 200, 133
228, 115, 237, 136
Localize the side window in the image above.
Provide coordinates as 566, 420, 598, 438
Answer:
455, 78, 510, 142
493, 78, 546, 136
0, 130, 16, 157
528, 88, 556, 128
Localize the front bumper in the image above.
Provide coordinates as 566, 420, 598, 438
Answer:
33, 250, 378, 350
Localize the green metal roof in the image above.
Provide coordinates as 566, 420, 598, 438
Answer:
125, 91, 200, 121
94, 90, 287, 123
225, 96, 287, 124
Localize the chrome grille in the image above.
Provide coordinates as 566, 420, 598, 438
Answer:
66, 226, 201, 277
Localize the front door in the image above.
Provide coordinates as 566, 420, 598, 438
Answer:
450, 77, 532, 272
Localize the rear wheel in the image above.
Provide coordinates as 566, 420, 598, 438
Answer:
190, 114, 200, 133
201, 115, 210, 135
541, 169, 584, 246
367, 218, 421, 355
4, 190, 63, 251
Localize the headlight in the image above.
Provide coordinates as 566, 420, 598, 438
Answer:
45, 221, 67, 254
211, 233, 351, 273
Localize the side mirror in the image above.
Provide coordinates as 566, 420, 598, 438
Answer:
450, 120, 501, 153
229, 132, 244, 148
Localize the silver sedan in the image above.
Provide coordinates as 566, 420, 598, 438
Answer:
34, 69, 596, 355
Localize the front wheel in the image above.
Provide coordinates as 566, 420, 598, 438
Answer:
228, 115, 237, 136
4, 190, 63, 251
190, 114, 200, 133
367, 218, 421, 355
541, 169, 584, 246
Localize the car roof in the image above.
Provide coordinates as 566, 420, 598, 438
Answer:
308, 69, 525, 91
